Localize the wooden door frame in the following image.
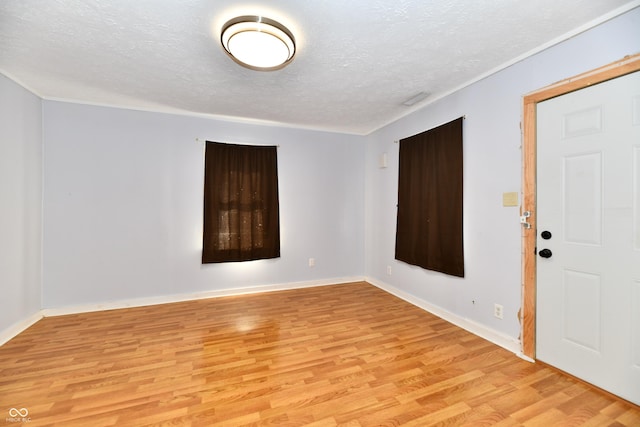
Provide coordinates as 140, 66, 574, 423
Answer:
520, 53, 640, 359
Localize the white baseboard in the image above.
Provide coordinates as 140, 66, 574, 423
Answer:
3, 276, 534, 364
366, 277, 533, 362
42, 276, 366, 317
0, 311, 44, 346
2, 277, 364, 345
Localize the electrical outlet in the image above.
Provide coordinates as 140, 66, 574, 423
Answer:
494, 304, 504, 319
387, 266, 392, 275
308, 258, 315, 267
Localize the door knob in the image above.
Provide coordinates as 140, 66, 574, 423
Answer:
539, 248, 553, 258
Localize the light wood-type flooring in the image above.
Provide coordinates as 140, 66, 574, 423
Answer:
1, 282, 638, 426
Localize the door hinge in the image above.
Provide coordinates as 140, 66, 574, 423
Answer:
520, 211, 531, 229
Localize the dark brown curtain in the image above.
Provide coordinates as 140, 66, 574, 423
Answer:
202, 142, 280, 263
395, 117, 464, 277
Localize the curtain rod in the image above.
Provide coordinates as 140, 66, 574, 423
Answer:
195, 138, 280, 148
393, 115, 466, 143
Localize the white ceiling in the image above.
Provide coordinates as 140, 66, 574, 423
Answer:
1, 1, 637, 135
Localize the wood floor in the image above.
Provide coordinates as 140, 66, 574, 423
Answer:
1, 282, 638, 426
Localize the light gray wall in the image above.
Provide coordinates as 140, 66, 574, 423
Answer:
0, 75, 43, 334
42, 102, 366, 308
4, 6, 639, 347
364, 7, 640, 340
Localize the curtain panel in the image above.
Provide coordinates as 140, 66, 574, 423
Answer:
395, 117, 464, 277
202, 142, 280, 263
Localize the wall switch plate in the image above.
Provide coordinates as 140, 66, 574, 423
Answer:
308, 258, 315, 267
502, 192, 519, 207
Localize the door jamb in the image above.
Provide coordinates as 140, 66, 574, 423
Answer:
520, 53, 640, 359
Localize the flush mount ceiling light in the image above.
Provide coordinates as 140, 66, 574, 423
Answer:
221, 15, 296, 71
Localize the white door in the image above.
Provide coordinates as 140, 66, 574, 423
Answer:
536, 70, 640, 405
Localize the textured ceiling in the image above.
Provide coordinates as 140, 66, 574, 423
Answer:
1, 0, 637, 135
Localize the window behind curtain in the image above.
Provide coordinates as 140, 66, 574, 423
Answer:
395, 117, 464, 277
202, 142, 280, 263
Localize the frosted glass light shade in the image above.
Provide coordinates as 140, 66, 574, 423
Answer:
221, 16, 296, 71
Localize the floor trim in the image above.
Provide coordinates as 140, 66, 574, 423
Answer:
366, 277, 533, 362
0, 311, 44, 346
41, 276, 366, 317
1, 277, 364, 345
3, 275, 531, 364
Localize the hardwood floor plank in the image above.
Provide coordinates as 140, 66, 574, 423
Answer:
1, 282, 638, 426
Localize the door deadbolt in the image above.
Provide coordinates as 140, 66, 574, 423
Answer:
541, 231, 552, 240
539, 248, 552, 258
